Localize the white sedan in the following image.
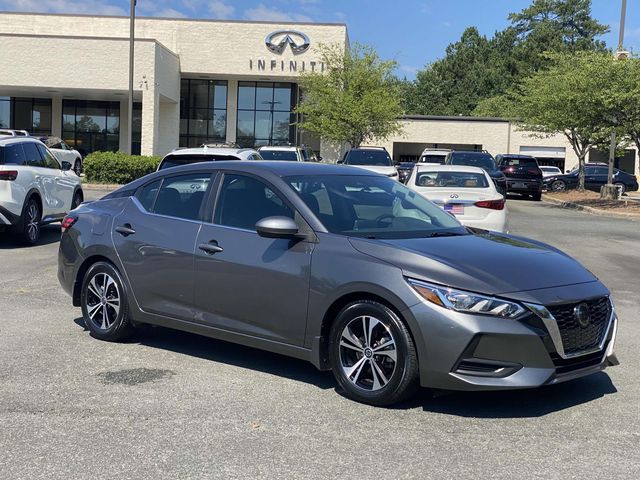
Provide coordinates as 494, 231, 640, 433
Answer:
407, 164, 507, 232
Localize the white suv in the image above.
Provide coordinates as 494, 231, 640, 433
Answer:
0, 134, 83, 245
40, 137, 83, 176
258, 145, 320, 162
158, 144, 262, 171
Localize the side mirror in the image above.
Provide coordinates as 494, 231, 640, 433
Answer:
317, 156, 323, 161
255, 216, 299, 239
336, 159, 344, 164
61, 161, 72, 171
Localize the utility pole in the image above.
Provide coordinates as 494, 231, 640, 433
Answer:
127, 0, 136, 155
603, 0, 628, 199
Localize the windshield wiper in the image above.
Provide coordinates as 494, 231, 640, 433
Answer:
427, 231, 468, 238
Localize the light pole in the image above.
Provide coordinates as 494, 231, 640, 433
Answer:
603, 0, 628, 199
127, 0, 136, 155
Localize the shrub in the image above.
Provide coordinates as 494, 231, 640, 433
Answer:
84, 151, 161, 184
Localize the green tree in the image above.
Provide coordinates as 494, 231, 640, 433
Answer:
510, 52, 616, 191
296, 43, 404, 148
405, 0, 609, 116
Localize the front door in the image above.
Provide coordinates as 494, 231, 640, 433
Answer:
194, 173, 313, 346
112, 173, 212, 320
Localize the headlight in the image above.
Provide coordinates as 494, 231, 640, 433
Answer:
407, 278, 526, 319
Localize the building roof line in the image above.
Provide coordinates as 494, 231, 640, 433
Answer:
400, 114, 512, 123
0, 10, 348, 28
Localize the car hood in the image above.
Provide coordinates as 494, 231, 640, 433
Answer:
347, 165, 397, 176
349, 232, 598, 296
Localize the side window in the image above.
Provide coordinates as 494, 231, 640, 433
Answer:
214, 174, 294, 230
22, 142, 45, 167
135, 179, 161, 212
3, 144, 27, 166
154, 174, 211, 221
37, 144, 61, 169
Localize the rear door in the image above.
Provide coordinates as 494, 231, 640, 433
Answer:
112, 172, 212, 320
193, 172, 313, 345
585, 166, 607, 190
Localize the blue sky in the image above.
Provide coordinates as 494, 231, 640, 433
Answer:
1, 0, 638, 78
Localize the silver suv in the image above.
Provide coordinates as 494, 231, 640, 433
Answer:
158, 144, 262, 171
258, 145, 320, 162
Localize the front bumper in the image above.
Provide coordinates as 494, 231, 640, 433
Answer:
405, 292, 617, 391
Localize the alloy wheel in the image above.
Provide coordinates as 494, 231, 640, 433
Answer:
551, 180, 566, 192
339, 315, 397, 391
85, 273, 121, 331
26, 202, 39, 243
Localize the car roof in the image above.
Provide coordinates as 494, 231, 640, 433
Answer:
165, 147, 257, 157
0, 136, 43, 146
450, 150, 491, 156
420, 149, 451, 154
258, 146, 300, 151
497, 154, 536, 159
415, 164, 486, 174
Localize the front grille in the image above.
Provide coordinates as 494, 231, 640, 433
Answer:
547, 297, 611, 356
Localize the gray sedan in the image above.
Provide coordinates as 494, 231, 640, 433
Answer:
58, 162, 619, 406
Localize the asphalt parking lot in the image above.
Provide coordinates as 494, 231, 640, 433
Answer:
1, 193, 639, 480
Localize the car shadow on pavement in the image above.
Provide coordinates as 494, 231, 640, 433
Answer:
74, 321, 336, 390
0, 224, 61, 249
402, 373, 617, 418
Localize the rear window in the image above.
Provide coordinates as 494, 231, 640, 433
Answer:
259, 150, 298, 161
0, 144, 27, 166
500, 157, 538, 167
419, 154, 447, 164
415, 171, 489, 188
159, 153, 240, 170
345, 150, 392, 166
449, 153, 496, 170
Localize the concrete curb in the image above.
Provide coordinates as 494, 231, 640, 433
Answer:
82, 183, 122, 191
542, 194, 640, 220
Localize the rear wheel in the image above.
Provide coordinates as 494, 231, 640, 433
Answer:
614, 182, 626, 195
551, 180, 566, 192
532, 192, 542, 201
81, 262, 134, 341
19, 197, 41, 246
329, 300, 418, 406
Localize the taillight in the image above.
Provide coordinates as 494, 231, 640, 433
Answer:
61, 215, 77, 232
475, 199, 505, 210
0, 170, 18, 181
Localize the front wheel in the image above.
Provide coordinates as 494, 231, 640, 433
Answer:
81, 262, 134, 341
71, 190, 83, 210
329, 300, 418, 406
74, 159, 83, 176
551, 180, 566, 192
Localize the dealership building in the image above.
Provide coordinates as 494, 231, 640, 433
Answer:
0, 12, 637, 175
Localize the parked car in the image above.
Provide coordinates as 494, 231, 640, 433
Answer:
0, 135, 83, 244
40, 137, 83, 176
540, 166, 562, 178
418, 148, 450, 165
59, 161, 618, 406
339, 146, 399, 179
258, 145, 320, 162
158, 144, 262, 171
408, 165, 507, 232
496, 154, 543, 201
445, 151, 507, 196
543, 163, 639, 194
395, 162, 415, 184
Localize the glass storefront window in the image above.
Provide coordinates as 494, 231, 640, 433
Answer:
0, 97, 9, 128
180, 79, 227, 148
62, 100, 120, 157
0, 97, 52, 135
236, 82, 296, 148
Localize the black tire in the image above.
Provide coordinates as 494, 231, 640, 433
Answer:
551, 180, 566, 192
81, 261, 134, 341
614, 182, 626, 195
532, 192, 542, 201
329, 300, 419, 406
71, 189, 83, 210
74, 159, 83, 176
18, 196, 41, 246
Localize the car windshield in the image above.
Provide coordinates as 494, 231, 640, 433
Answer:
449, 153, 496, 170
159, 153, 240, 170
419, 154, 447, 164
415, 171, 489, 188
286, 174, 466, 239
259, 150, 298, 161
501, 157, 538, 167
345, 150, 393, 166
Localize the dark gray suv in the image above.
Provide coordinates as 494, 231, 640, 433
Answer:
58, 162, 618, 406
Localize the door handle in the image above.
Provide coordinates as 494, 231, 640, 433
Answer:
115, 224, 136, 237
198, 241, 224, 255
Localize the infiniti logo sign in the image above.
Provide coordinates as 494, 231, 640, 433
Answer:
265, 30, 310, 54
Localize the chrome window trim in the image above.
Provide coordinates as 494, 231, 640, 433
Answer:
525, 298, 615, 359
